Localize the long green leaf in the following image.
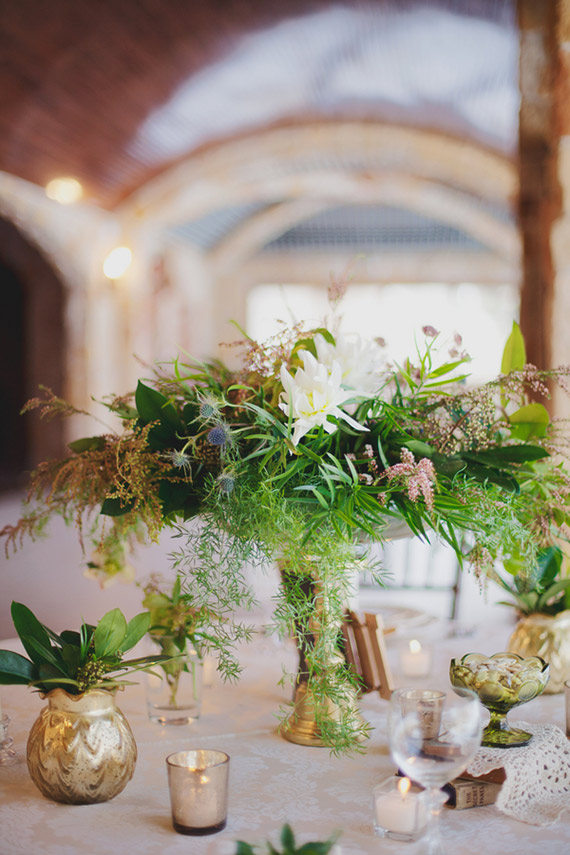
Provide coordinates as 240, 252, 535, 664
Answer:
22, 635, 67, 674
501, 321, 526, 373
135, 381, 184, 432
0, 649, 36, 685
93, 609, 127, 658
120, 612, 151, 653
10, 602, 54, 665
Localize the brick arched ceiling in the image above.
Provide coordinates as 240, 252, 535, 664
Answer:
0, 0, 517, 209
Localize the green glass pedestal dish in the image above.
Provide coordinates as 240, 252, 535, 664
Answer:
450, 652, 549, 748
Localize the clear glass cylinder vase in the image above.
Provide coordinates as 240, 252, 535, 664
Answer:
144, 635, 203, 725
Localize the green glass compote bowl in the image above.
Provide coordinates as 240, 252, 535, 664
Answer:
450, 652, 549, 748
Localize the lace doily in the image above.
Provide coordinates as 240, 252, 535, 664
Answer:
466, 722, 570, 826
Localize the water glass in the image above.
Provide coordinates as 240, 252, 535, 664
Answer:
389, 687, 482, 854
166, 749, 230, 835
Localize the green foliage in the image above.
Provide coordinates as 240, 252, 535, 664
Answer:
5, 311, 570, 750
493, 545, 570, 615
0, 603, 171, 693
235, 823, 340, 855
501, 321, 526, 374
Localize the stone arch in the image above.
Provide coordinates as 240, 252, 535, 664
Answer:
118, 122, 520, 351
0, 216, 66, 488
119, 122, 518, 228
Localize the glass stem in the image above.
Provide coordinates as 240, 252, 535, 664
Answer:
423, 787, 448, 855
487, 710, 508, 732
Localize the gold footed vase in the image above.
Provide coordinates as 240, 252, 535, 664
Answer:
27, 688, 137, 804
281, 668, 368, 747
507, 609, 570, 694
279, 568, 367, 747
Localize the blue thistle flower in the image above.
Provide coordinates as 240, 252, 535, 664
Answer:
207, 424, 231, 447
199, 397, 218, 420
165, 449, 192, 476
217, 473, 235, 495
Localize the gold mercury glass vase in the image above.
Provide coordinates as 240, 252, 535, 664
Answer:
507, 609, 570, 694
26, 688, 137, 804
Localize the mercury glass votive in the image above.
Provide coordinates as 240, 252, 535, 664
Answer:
166, 749, 230, 835
399, 688, 445, 739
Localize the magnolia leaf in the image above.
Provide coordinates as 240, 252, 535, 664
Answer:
93, 608, 127, 658
508, 403, 550, 441
536, 545, 563, 588
135, 381, 184, 432
61, 643, 81, 673
501, 321, 526, 374
59, 630, 81, 646
463, 444, 549, 467
10, 602, 54, 665
22, 635, 67, 673
235, 844, 256, 855
120, 612, 150, 653
0, 649, 36, 685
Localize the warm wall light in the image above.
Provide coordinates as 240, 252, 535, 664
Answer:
103, 247, 132, 279
45, 177, 83, 204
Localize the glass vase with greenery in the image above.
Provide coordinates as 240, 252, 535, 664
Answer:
141, 574, 209, 721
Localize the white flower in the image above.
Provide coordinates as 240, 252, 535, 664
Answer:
84, 549, 136, 589
279, 350, 368, 445
314, 331, 385, 393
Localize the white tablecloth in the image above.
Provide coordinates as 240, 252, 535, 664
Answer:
1, 626, 569, 855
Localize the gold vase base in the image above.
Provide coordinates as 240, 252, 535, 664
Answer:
279, 683, 368, 747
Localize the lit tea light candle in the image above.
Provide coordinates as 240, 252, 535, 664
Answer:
373, 776, 427, 841
400, 639, 432, 678
166, 749, 230, 836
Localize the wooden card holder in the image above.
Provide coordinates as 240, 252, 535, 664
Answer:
342, 610, 394, 700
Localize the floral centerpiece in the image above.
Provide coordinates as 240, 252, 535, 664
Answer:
3, 286, 570, 751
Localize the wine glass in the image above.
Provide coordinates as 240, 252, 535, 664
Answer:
388, 687, 483, 855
